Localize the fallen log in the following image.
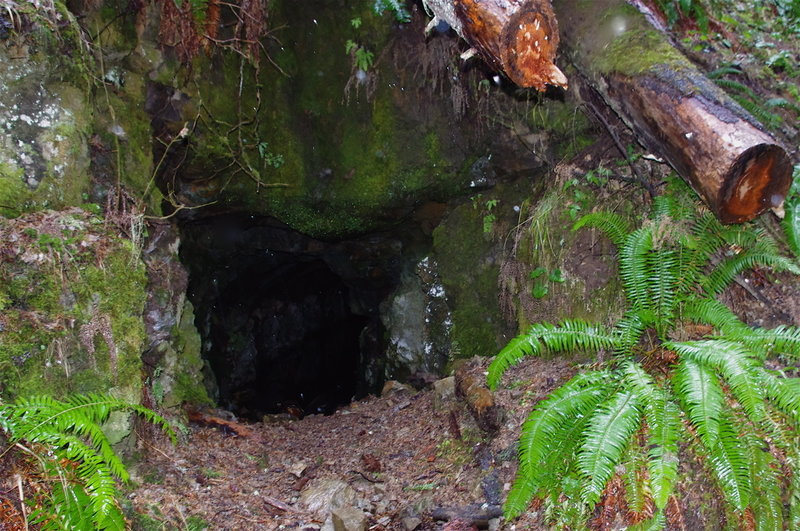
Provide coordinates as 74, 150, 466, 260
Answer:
551, 0, 793, 223
422, 0, 567, 90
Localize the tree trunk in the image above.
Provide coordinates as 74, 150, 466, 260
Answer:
422, 0, 567, 90
550, 0, 792, 223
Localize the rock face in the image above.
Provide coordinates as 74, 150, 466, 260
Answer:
0, 0, 601, 425
0, 32, 91, 215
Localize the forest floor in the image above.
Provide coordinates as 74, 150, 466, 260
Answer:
126, 355, 576, 531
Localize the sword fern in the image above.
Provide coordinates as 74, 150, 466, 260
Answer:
490, 192, 800, 527
0, 393, 174, 530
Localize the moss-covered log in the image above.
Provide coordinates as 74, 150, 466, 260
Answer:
422, 0, 567, 90
552, 0, 792, 223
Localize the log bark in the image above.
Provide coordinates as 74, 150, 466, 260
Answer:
423, 0, 567, 90
551, 0, 793, 223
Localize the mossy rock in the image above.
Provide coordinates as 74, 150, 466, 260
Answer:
0, 208, 147, 402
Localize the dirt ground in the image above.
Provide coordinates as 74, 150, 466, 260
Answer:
126, 355, 575, 531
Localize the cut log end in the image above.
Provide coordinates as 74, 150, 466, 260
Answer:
502, 9, 567, 89
719, 144, 792, 223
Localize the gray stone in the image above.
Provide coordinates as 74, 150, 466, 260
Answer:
331, 505, 367, 531
299, 479, 357, 518
433, 376, 456, 408
401, 516, 422, 530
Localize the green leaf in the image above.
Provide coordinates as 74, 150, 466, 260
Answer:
619, 227, 655, 311
673, 357, 724, 447
548, 269, 565, 283
669, 340, 766, 425
786, 199, 800, 258
506, 371, 614, 518
622, 362, 680, 509
529, 266, 547, 279
531, 282, 549, 298
488, 320, 617, 389
577, 390, 642, 507
573, 211, 632, 247
708, 414, 751, 511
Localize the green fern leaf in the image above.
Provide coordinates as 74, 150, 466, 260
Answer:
622, 442, 649, 514
573, 211, 632, 247
577, 390, 642, 507
613, 310, 651, 353
673, 358, 724, 447
488, 321, 617, 389
488, 332, 544, 389
705, 250, 800, 296
505, 371, 615, 518
680, 298, 748, 336
708, 413, 751, 511
758, 371, 800, 424
647, 248, 678, 334
783, 199, 800, 259
746, 433, 784, 531
746, 325, 800, 360
619, 227, 655, 310
669, 340, 766, 424
622, 362, 680, 509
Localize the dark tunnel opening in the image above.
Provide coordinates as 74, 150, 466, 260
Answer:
178, 214, 402, 420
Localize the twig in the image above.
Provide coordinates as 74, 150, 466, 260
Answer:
15, 474, 28, 531
263, 495, 301, 513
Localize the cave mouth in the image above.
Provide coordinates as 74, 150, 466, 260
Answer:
179, 214, 401, 420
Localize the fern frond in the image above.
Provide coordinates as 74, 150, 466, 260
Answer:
622, 442, 649, 515
622, 362, 680, 509
613, 310, 652, 354
745, 325, 800, 360
573, 211, 633, 247
708, 413, 752, 511
704, 249, 800, 296
619, 227, 655, 310
758, 371, 800, 425
576, 390, 642, 507
505, 371, 615, 518
0, 394, 174, 530
782, 199, 800, 259
488, 321, 617, 389
669, 340, 766, 424
673, 357, 724, 447
647, 249, 679, 335
488, 331, 545, 389
680, 297, 748, 336
746, 431, 784, 531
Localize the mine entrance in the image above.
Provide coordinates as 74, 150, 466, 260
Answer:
179, 214, 398, 420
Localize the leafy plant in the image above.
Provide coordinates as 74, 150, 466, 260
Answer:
345, 39, 374, 72
707, 66, 785, 129
489, 190, 800, 528
373, 0, 411, 22
0, 393, 175, 529
256, 141, 284, 169
529, 267, 565, 299
781, 164, 800, 259
655, 0, 709, 30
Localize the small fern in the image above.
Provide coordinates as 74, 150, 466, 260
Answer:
0, 393, 175, 529
490, 187, 800, 527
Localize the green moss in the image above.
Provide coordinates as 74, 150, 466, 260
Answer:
0, 163, 30, 217
0, 210, 148, 401
594, 29, 686, 76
